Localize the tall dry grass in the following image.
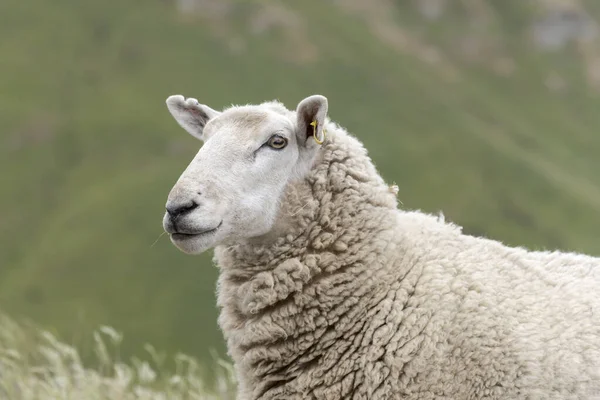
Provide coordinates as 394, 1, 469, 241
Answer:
0, 313, 236, 399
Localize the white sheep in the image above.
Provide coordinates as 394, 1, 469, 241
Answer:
162, 94, 600, 400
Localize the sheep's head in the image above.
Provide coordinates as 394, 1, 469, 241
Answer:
162, 94, 328, 254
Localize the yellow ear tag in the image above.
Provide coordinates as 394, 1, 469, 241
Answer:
311, 120, 326, 145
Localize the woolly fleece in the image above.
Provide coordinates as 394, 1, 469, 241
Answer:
196, 103, 600, 400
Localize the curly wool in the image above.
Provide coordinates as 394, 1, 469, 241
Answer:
213, 120, 600, 400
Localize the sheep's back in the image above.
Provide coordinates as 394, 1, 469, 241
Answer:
392, 211, 600, 399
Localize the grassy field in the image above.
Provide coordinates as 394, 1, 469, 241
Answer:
1, 0, 599, 370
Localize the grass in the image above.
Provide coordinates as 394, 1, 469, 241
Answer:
0, 312, 236, 399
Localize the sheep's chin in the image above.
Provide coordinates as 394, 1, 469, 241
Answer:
169, 231, 219, 254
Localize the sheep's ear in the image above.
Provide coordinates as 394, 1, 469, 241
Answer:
165, 95, 220, 141
295, 95, 328, 147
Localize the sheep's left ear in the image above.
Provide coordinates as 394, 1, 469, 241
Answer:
165, 95, 221, 141
295, 95, 328, 147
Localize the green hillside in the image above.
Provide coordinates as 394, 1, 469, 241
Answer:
1, 0, 599, 369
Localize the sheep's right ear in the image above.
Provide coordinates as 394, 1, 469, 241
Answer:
165, 95, 220, 141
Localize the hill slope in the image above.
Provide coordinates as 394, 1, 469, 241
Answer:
1, 0, 599, 366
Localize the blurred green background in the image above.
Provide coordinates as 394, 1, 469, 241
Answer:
1, 0, 599, 370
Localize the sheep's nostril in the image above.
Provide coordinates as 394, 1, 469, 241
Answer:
166, 201, 199, 218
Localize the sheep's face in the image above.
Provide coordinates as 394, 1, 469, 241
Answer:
162, 94, 328, 254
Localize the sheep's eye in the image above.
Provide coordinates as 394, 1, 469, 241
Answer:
267, 135, 287, 150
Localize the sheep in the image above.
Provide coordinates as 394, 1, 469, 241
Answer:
162, 93, 600, 400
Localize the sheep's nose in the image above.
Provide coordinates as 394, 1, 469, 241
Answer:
166, 201, 198, 219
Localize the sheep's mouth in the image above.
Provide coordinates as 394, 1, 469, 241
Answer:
170, 221, 222, 241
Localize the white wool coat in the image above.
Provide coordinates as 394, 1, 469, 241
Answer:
214, 120, 600, 400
